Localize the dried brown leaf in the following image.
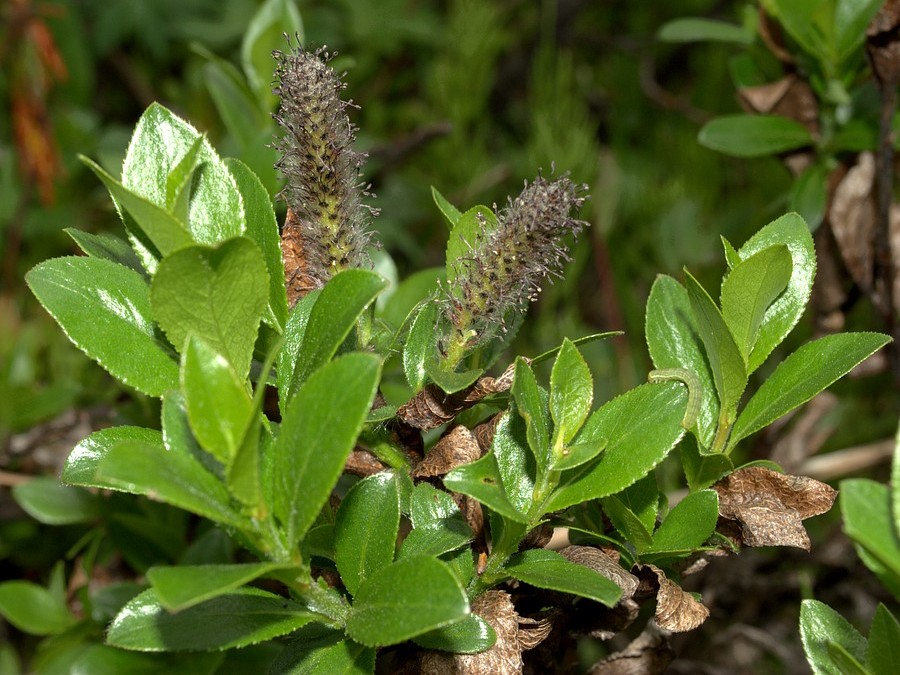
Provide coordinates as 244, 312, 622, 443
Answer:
713, 466, 837, 550
587, 621, 675, 674
738, 75, 818, 134
398, 362, 517, 431
867, 0, 900, 84
639, 565, 709, 633
413, 425, 483, 478
559, 546, 639, 600
829, 152, 877, 290
281, 207, 322, 306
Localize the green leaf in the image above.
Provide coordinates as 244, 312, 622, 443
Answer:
346, 556, 469, 647
601, 495, 653, 550
400, 484, 472, 559
699, 114, 814, 158
276, 289, 320, 415
166, 136, 203, 222
65, 228, 145, 274
181, 336, 254, 467
868, 604, 900, 675
644, 490, 718, 555
504, 549, 622, 606
826, 642, 870, 675
70, 645, 224, 675
737, 213, 817, 372
63, 426, 163, 486
413, 614, 496, 654
431, 186, 463, 228
800, 599, 868, 675
893, 420, 900, 536
491, 412, 537, 516
122, 102, 246, 245
684, 269, 747, 418
552, 438, 608, 471
288, 270, 387, 397
335, 472, 401, 597
789, 162, 829, 230
443, 452, 528, 524
550, 338, 593, 446
840, 479, 900, 589
546, 382, 687, 512
0, 581, 77, 635
834, 0, 882, 64
681, 434, 734, 490
617, 474, 660, 534
226, 158, 288, 332
512, 358, 551, 472
645, 275, 718, 449
94, 439, 243, 528
445, 206, 497, 287
425, 359, 483, 394
730, 333, 891, 448
107, 587, 316, 652
26, 257, 178, 397
81, 156, 193, 259
721, 245, 792, 364
11, 477, 101, 525
270, 631, 375, 675
380, 267, 444, 329
657, 18, 753, 44
147, 563, 292, 612
151, 237, 268, 380
403, 301, 439, 392
242, 0, 304, 108
274, 353, 382, 549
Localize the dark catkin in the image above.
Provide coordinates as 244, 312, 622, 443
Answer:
272, 41, 375, 304
441, 174, 589, 366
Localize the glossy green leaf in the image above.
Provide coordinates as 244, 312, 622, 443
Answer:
288, 269, 387, 396
789, 162, 829, 230
276, 290, 320, 415
445, 206, 496, 287
82, 156, 193, 257
0, 581, 77, 635
270, 632, 375, 675
413, 614, 496, 653
868, 604, 900, 675
274, 353, 382, 549
70, 645, 224, 675
346, 556, 469, 647
166, 136, 203, 222
657, 17, 753, 44
721, 245, 792, 363
181, 336, 254, 467
736, 213, 816, 372
684, 269, 747, 417
107, 587, 316, 652
425, 359, 483, 394
12, 477, 101, 525
400, 483, 472, 559
404, 301, 439, 392
491, 412, 537, 516
680, 434, 734, 490
242, 0, 304, 107
431, 186, 463, 229
546, 382, 687, 512
26, 257, 178, 397
63, 426, 163, 486
645, 275, 718, 448
226, 158, 288, 332
699, 114, 813, 158
826, 642, 869, 675
335, 472, 401, 597
841, 479, 900, 586
122, 102, 246, 245
800, 599, 868, 675
94, 439, 243, 528
730, 333, 891, 449
835, 0, 883, 63
65, 228, 145, 274
721, 237, 740, 269
601, 495, 653, 550
550, 338, 593, 447
147, 563, 292, 612
552, 438, 608, 471
443, 452, 528, 524
617, 474, 660, 534
644, 490, 718, 555
512, 358, 551, 471
504, 549, 621, 606
151, 237, 268, 380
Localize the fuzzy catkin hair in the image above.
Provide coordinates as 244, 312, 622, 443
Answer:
272, 42, 375, 304
442, 174, 588, 360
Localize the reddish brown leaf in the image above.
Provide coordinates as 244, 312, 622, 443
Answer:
559, 546, 639, 600
281, 207, 323, 306
638, 565, 709, 633
413, 425, 483, 478
713, 466, 837, 550
829, 152, 877, 291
